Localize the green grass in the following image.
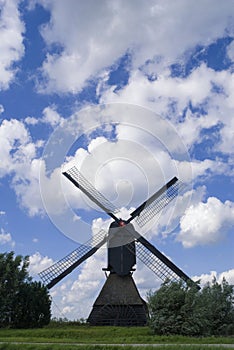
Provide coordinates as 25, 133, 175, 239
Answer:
0, 345, 234, 350
0, 325, 233, 346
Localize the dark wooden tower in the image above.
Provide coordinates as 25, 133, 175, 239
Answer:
39, 165, 198, 326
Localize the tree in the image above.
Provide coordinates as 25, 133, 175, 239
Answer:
147, 279, 202, 336
0, 252, 51, 328
147, 278, 234, 336
197, 278, 234, 336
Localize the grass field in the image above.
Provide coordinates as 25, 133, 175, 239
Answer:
0, 345, 234, 350
0, 325, 233, 350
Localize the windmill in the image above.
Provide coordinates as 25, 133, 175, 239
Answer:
39, 165, 198, 326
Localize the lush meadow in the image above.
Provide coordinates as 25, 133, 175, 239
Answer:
0, 344, 234, 350
0, 325, 233, 350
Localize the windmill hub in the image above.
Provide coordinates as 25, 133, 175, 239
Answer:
118, 220, 126, 227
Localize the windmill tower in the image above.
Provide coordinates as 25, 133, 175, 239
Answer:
39, 165, 198, 326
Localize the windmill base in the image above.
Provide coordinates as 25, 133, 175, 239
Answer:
87, 273, 148, 326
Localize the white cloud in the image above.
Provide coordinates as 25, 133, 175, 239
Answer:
227, 40, 234, 62
42, 105, 64, 127
143, 186, 207, 241
0, 228, 15, 247
216, 104, 234, 155
0, 118, 36, 177
0, 104, 4, 114
0, 0, 25, 90
0, 116, 92, 219
25, 108, 64, 127
193, 269, 234, 287
0, 105, 231, 223
29, 252, 54, 277
37, 103, 193, 242
0, 118, 46, 216
30, 101, 230, 237
178, 197, 234, 248
101, 63, 234, 156
14, 158, 46, 216
176, 158, 232, 184
0, 104, 230, 227
35, 0, 234, 94
24, 116, 39, 125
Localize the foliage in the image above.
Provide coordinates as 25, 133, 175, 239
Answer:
0, 251, 51, 328
147, 278, 234, 336
47, 317, 87, 327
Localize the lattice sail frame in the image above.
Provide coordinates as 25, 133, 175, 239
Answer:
135, 180, 185, 228
64, 166, 119, 215
39, 229, 107, 287
135, 242, 181, 283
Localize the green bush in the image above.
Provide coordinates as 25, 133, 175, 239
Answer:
147, 278, 234, 336
0, 251, 51, 328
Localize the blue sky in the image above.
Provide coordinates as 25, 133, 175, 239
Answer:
0, 0, 233, 320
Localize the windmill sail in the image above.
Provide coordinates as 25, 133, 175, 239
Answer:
39, 229, 107, 289
135, 241, 182, 283
130, 178, 185, 228
63, 166, 120, 222
130, 232, 198, 288
117, 221, 196, 286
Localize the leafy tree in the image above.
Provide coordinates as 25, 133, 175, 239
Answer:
147, 278, 234, 336
197, 278, 234, 336
0, 252, 51, 328
147, 279, 187, 335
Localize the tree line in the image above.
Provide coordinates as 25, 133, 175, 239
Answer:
1, 250, 233, 334
147, 278, 234, 336
0, 252, 51, 328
